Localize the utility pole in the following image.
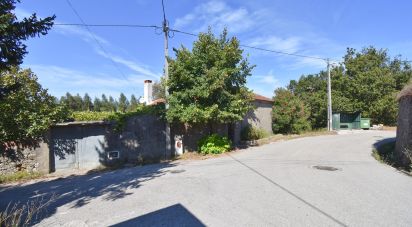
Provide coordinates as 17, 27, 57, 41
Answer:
162, 0, 171, 158
327, 59, 333, 131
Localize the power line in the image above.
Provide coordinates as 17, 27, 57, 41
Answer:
53, 22, 336, 63
64, 0, 130, 81
169, 28, 336, 62
54, 23, 161, 29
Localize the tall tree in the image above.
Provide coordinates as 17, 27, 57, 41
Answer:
118, 93, 129, 112
101, 94, 109, 111
93, 97, 102, 112
286, 46, 412, 127
83, 93, 92, 111
108, 96, 117, 112
0, 67, 68, 151
0, 0, 55, 98
167, 28, 254, 127
272, 88, 311, 134
129, 94, 138, 111
152, 78, 165, 100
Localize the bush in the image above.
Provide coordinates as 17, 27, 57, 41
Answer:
198, 134, 231, 155
70, 111, 114, 121
272, 88, 311, 134
69, 104, 165, 132
241, 126, 269, 141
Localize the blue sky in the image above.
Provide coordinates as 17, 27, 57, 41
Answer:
15, 0, 412, 99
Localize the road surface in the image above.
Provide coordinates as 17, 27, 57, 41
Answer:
1, 130, 411, 226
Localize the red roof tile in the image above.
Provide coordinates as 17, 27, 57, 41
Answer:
253, 93, 273, 103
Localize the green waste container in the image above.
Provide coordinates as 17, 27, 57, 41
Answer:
360, 118, 370, 129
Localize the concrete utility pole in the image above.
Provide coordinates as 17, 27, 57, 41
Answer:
162, 0, 171, 158
327, 59, 333, 131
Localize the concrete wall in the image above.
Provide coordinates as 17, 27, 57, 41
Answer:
2, 102, 273, 174
241, 100, 273, 135
120, 115, 166, 164
395, 96, 412, 166
172, 123, 228, 152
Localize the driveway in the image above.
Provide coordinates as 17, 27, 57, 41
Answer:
1, 130, 411, 226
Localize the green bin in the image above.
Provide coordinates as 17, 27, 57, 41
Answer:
360, 118, 370, 129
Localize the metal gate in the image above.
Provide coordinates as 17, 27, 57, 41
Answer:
50, 124, 107, 171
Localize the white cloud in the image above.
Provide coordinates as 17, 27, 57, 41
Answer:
53, 22, 110, 45
253, 70, 281, 87
174, 0, 257, 33
248, 36, 302, 54
95, 50, 161, 79
27, 64, 148, 97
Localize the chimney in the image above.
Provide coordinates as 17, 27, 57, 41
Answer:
143, 80, 153, 104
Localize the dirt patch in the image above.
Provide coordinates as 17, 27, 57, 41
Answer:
382, 126, 397, 131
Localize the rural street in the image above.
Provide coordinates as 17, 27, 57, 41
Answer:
1, 130, 412, 226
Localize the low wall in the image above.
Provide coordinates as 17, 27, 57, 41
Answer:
1, 115, 233, 174
172, 123, 228, 152
0, 142, 50, 175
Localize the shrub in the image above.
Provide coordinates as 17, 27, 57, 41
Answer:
198, 134, 231, 155
272, 88, 311, 134
241, 126, 269, 141
70, 111, 114, 121
69, 104, 165, 132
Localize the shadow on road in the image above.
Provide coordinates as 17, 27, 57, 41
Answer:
109, 203, 205, 227
372, 137, 396, 150
0, 162, 175, 225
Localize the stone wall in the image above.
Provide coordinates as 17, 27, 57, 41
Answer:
171, 123, 228, 152
0, 142, 49, 175
395, 96, 412, 166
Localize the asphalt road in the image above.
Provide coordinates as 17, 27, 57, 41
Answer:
1, 130, 412, 226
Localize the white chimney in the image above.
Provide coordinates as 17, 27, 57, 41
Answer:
143, 80, 153, 104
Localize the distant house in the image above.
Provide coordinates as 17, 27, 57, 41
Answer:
150, 86, 274, 145
243, 93, 274, 134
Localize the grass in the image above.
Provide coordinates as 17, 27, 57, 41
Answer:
372, 140, 412, 174
0, 171, 43, 184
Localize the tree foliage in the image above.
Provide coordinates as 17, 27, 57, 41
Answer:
272, 88, 311, 134
287, 47, 412, 128
0, 0, 55, 70
166, 29, 254, 124
152, 78, 165, 100
0, 68, 68, 151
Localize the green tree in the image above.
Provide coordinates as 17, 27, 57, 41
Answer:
83, 93, 92, 111
129, 94, 138, 111
166, 29, 254, 126
93, 97, 102, 112
272, 88, 311, 134
288, 72, 327, 129
101, 94, 110, 111
0, 0, 55, 70
0, 0, 55, 99
108, 96, 117, 112
152, 78, 165, 100
0, 67, 68, 151
287, 47, 412, 127
118, 93, 129, 112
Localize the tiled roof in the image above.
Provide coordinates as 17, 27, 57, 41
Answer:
253, 93, 273, 103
